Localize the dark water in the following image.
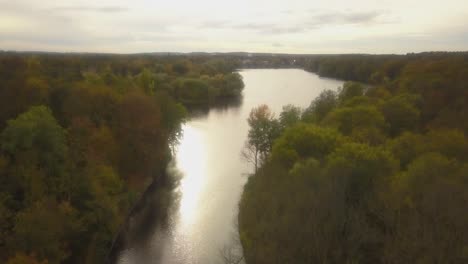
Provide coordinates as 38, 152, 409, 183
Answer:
117, 69, 344, 264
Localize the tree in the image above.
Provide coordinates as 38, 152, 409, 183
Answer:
171, 61, 190, 75
9, 199, 82, 264
338, 81, 365, 102
279, 104, 301, 129
222, 73, 244, 97
61, 84, 120, 127
326, 142, 398, 205
272, 123, 342, 167
302, 89, 337, 122
387, 131, 426, 168
242, 105, 280, 172
324, 105, 386, 135
173, 78, 214, 105
383, 153, 468, 263
116, 92, 164, 186
1, 105, 68, 201
239, 53, 468, 264
381, 94, 420, 136
154, 90, 187, 153
426, 129, 468, 161
136, 68, 156, 95
0, 53, 247, 263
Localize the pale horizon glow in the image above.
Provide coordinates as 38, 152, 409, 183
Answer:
0, 0, 467, 54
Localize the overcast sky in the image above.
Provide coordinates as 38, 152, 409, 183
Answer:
1, 0, 467, 54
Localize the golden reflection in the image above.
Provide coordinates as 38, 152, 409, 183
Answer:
176, 124, 206, 228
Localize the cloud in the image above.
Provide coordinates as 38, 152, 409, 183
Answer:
198, 20, 232, 29
259, 26, 306, 35
0, 0, 466, 53
232, 23, 274, 30
343, 11, 382, 24
197, 9, 388, 36
199, 22, 306, 35
51, 5, 129, 13
307, 10, 387, 27
234, 23, 307, 35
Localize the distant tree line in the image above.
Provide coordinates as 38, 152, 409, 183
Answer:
239, 52, 468, 264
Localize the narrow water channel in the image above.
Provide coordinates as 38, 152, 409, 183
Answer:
118, 69, 344, 264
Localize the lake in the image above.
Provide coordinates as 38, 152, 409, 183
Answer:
117, 69, 344, 264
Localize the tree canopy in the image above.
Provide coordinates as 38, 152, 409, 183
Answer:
0, 53, 243, 263
239, 52, 468, 264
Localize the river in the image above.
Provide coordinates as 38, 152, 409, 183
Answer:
117, 69, 344, 264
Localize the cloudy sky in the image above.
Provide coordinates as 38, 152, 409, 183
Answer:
1, 0, 467, 54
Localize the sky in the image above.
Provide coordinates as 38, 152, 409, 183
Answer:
0, 0, 467, 54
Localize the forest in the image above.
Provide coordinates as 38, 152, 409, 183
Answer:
1, 51, 467, 264
239, 52, 468, 263
0, 52, 243, 263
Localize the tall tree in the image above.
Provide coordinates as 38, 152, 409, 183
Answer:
242, 105, 280, 172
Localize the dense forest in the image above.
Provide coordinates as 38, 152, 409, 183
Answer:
0, 53, 243, 263
239, 53, 468, 263
1, 51, 467, 264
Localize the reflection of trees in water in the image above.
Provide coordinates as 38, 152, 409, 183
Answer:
111, 165, 182, 264
187, 96, 244, 118
219, 239, 244, 264
114, 95, 245, 264
116, 227, 171, 264
219, 225, 245, 264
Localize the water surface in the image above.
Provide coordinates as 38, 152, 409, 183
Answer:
118, 69, 344, 264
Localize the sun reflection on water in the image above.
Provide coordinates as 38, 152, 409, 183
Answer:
176, 124, 206, 229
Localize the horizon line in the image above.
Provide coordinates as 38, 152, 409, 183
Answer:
2, 49, 468, 57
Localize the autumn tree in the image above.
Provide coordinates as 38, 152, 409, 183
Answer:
116, 92, 164, 186
239, 53, 468, 264
242, 105, 280, 172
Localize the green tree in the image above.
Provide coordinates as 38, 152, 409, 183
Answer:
221, 73, 244, 97
1, 106, 68, 201
324, 105, 386, 135
239, 52, 468, 264
381, 94, 420, 136
173, 78, 214, 105
387, 132, 426, 168
338, 81, 365, 102
302, 89, 337, 122
384, 153, 468, 263
426, 129, 468, 161
279, 104, 302, 129
272, 123, 342, 167
154, 90, 187, 153
136, 68, 156, 95
242, 105, 280, 172
326, 142, 398, 205
171, 61, 190, 75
